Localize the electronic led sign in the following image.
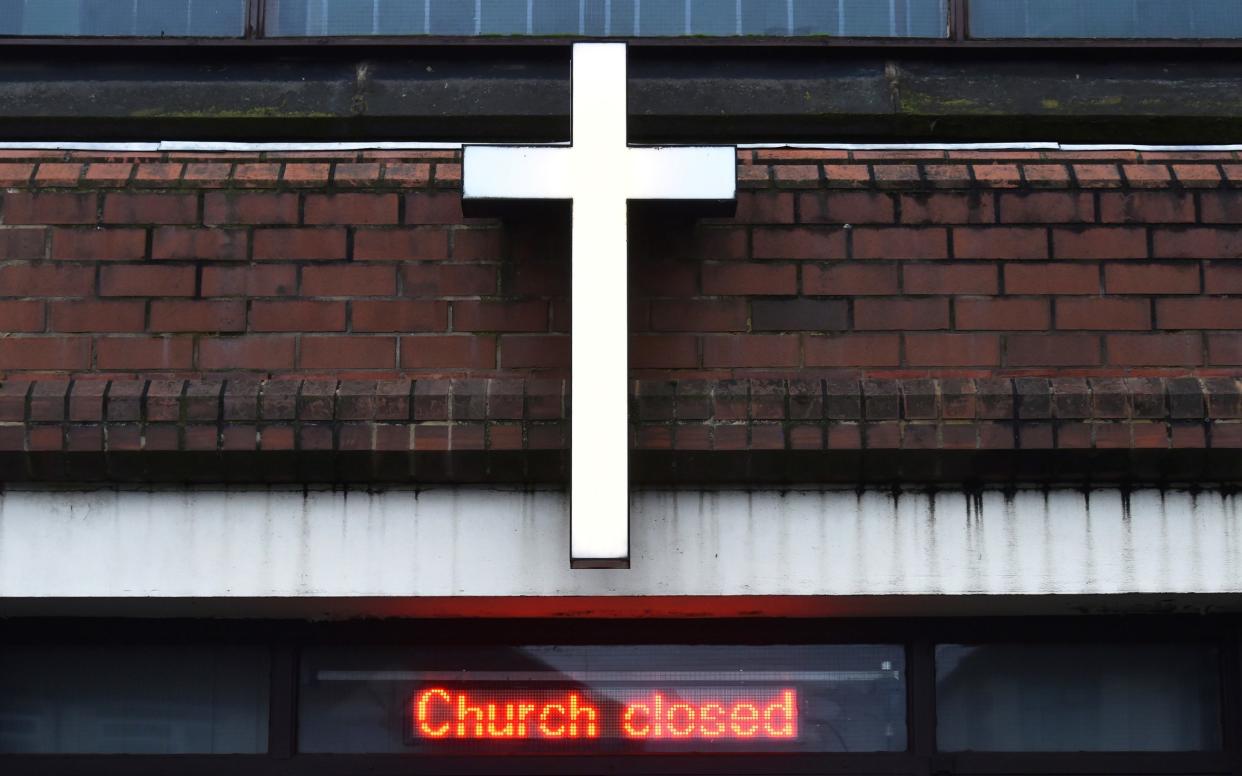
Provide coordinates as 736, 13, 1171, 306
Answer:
411, 686, 798, 743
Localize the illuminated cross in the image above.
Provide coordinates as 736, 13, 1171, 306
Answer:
463, 43, 736, 569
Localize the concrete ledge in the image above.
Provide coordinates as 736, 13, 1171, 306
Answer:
1, 486, 1239, 606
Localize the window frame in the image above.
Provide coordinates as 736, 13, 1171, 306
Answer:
1, 616, 1240, 776
1, 0, 1242, 47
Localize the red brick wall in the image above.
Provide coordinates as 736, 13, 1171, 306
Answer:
0, 148, 1239, 381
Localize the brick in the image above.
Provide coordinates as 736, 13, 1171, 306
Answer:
1153, 228, 1242, 259
2, 192, 96, 224
1022, 164, 1071, 187
0, 228, 47, 259
1005, 263, 1099, 295
152, 227, 247, 261
203, 193, 298, 225
797, 192, 893, 224
1104, 264, 1200, 295
729, 192, 794, 223
383, 163, 431, 187
332, 163, 382, 186
452, 228, 504, 260
956, 298, 1050, 330
1201, 192, 1242, 224
971, 164, 1022, 188
973, 377, 1013, 417
69, 380, 108, 422
1100, 192, 1195, 224
899, 192, 996, 225
302, 265, 397, 297
232, 163, 282, 187
904, 333, 1001, 367
500, 335, 571, 369
1157, 298, 1242, 330
199, 337, 296, 370
146, 379, 187, 422
405, 192, 465, 225
903, 263, 998, 294
300, 336, 396, 369
400, 335, 495, 369
1122, 164, 1172, 188
400, 264, 496, 297
453, 300, 547, 333
34, 163, 82, 186
821, 164, 871, 188
736, 164, 770, 188
955, 227, 1048, 260
0, 264, 93, 297
852, 227, 948, 259
252, 301, 345, 332
871, 164, 921, 188
0, 163, 34, 185
1053, 228, 1149, 260
82, 163, 133, 186
923, 165, 971, 188
150, 300, 246, 333
753, 227, 846, 260
855, 298, 949, 331
181, 163, 232, 186
755, 149, 846, 161
434, 163, 462, 185
51, 228, 146, 260
803, 263, 898, 296
751, 299, 848, 331
1057, 298, 1151, 330
630, 335, 699, 369
282, 163, 330, 186
702, 263, 796, 295
804, 334, 900, 367
1206, 263, 1242, 293
1172, 164, 1223, 188
354, 228, 450, 260
102, 193, 197, 225
1208, 333, 1242, 365
773, 164, 820, 187
133, 163, 183, 185
95, 336, 192, 370
1000, 192, 1095, 223
353, 300, 448, 332
703, 335, 799, 368
99, 265, 195, 297
1107, 334, 1203, 366
0, 300, 45, 332
1006, 334, 1101, 367
253, 229, 347, 260
202, 265, 297, 297
1072, 164, 1123, 189
649, 299, 748, 332
305, 193, 399, 225
50, 300, 143, 332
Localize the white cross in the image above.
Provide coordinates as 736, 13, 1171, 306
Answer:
463, 43, 736, 569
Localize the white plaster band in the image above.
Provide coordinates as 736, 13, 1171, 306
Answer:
1, 486, 1239, 604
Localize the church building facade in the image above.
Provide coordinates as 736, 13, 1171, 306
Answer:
1, 2, 1242, 774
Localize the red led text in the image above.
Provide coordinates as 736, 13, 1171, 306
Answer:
412, 687, 799, 743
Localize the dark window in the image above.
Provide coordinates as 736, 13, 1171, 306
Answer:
935, 643, 1223, 752
265, 0, 950, 37
0, 645, 270, 753
969, 0, 1242, 39
0, 0, 247, 36
297, 644, 907, 753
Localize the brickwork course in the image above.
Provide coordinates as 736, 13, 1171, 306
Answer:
0, 147, 1239, 479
